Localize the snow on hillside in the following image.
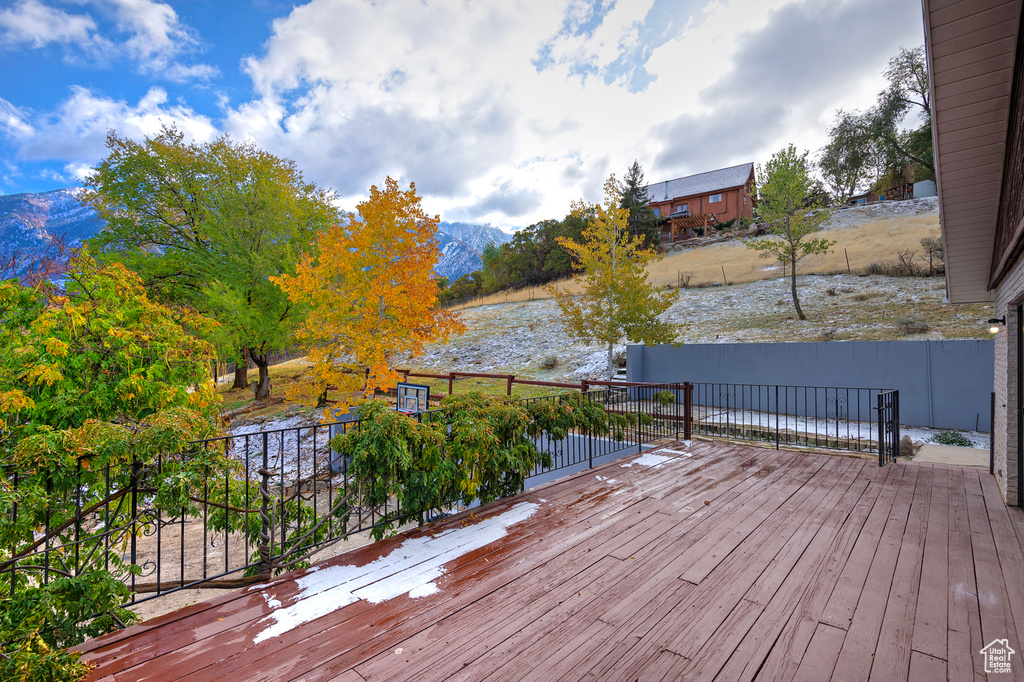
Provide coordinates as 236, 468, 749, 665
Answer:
398, 270, 986, 383
0, 188, 103, 273
822, 196, 939, 230
435, 222, 513, 280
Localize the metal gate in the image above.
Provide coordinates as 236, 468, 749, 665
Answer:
877, 390, 900, 466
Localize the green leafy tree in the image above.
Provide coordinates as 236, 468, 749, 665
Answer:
546, 175, 677, 379
747, 145, 835, 321
820, 46, 932, 200
819, 109, 877, 201
0, 252, 225, 680
85, 126, 337, 400
870, 46, 932, 179
619, 160, 658, 247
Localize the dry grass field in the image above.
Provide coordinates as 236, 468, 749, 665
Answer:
449, 198, 943, 310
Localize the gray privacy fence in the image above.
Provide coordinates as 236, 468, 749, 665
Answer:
627, 340, 993, 432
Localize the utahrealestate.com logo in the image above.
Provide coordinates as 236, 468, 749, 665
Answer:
980, 639, 1016, 674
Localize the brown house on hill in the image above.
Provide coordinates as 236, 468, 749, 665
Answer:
646, 163, 756, 241
924, 0, 1023, 506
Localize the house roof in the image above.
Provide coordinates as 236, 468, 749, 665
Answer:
925, 0, 1021, 303
646, 162, 754, 203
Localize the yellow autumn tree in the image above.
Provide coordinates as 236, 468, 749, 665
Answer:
274, 177, 463, 415
546, 175, 677, 379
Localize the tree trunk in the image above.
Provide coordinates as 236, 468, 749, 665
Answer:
607, 341, 614, 381
250, 350, 271, 400
232, 348, 250, 389
790, 254, 806, 320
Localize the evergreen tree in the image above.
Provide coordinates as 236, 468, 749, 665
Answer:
619, 160, 659, 247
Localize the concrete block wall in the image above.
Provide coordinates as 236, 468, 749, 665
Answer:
626, 339, 994, 432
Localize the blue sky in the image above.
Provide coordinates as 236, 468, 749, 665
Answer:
0, 0, 926, 228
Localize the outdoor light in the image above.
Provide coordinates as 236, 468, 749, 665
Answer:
988, 316, 1006, 334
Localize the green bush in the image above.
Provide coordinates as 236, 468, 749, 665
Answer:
928, 430, 974, 447
330, 392, 641, 539
654, 390, 675, 406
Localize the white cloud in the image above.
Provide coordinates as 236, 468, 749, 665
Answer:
0, 0, 97, 48
103, 0, 218, 80
226, 0, 809, 223
0, 97, 33, 138
2, 0, 927, 227
0, 0, 216, 82
11, 86, 216, 162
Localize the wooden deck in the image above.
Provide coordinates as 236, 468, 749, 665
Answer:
77, 441, 1024, 681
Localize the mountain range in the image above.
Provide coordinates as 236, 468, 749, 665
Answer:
0, 189, 512, 281
0, 188, 103, 276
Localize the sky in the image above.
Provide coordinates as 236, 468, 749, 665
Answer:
0, 0, 926, 229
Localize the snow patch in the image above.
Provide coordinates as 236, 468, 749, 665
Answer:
408, 582, 440, 598
253, 501, 539, 643
620, 453, 671, 469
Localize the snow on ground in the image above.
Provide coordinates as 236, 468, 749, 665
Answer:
620, 453, 672, 468
226, 414, 330, 482
252, 501, 539, 643
697, 408, 990, 450
397, 272, 954, 383
821, 196, 939, 230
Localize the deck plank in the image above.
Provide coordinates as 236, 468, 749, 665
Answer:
830, 465, 921, 682
911, 465, 950, 661
750, 460, 898, 681
75, 442, 1022, 682
945, 467, 987, 681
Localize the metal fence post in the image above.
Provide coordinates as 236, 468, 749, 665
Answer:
775, 386, 780, 450
258, 432, 273, 580
991, 391, 995, 475
683, 382, 693, 440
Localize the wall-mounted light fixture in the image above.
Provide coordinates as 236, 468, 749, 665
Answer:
988, 316, 1006, 334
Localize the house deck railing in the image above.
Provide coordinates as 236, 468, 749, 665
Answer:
0, 382, 898, 608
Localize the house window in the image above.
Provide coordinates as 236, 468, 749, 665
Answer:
709, 193, 722, 203
653, 207, 660, 217
674, 203, 687, 214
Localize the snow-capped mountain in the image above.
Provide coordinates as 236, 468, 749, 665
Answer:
0, 188, 104, 276
435, 222, 513, 281
0, 189, 513, 282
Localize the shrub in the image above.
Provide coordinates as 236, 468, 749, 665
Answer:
612, 350, 627, 368
540, 354, 559, 370
825, 286, 838, 296
896, 318, 929, 335
330, 393, 642, 539
929, 430, 974, 447
654, 390, 675, 406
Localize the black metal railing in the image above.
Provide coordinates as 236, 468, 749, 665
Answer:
688, 383, 896, 456
0, 381, 901, 607
0, 389, 671, 605
877, 390, 900, 466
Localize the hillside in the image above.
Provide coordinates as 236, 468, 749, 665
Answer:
452, 197, 944, 307
401, 197, 994, 381
436, 221, 513, 280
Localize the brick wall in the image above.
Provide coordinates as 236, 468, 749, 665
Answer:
994, 250, 1024, 505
